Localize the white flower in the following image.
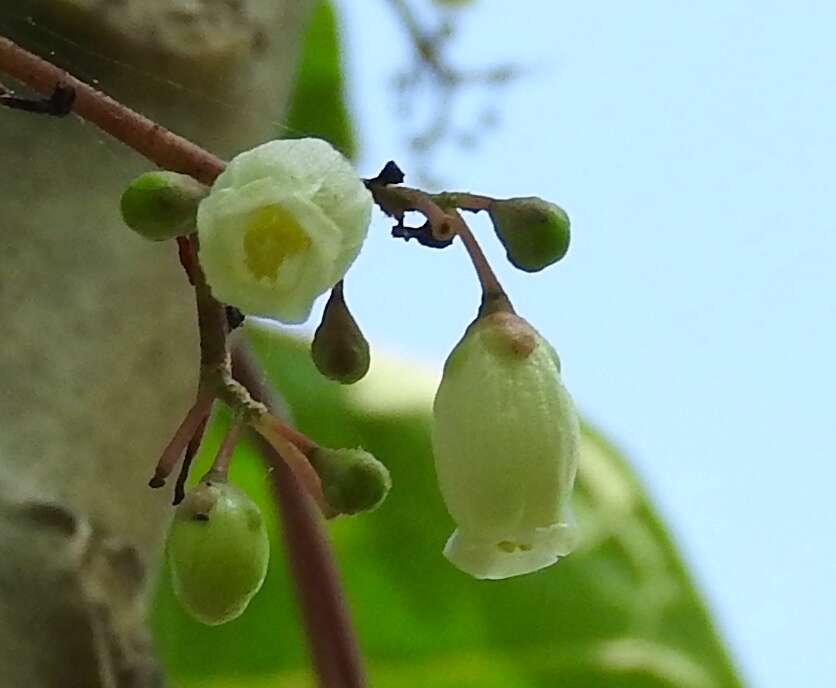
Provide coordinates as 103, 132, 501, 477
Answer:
196, 138, 372, 323
432, 311, 579, 579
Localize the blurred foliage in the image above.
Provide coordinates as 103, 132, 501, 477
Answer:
283, 0, 356, 158
151, 326, 744, 688
152, 3, 743, 685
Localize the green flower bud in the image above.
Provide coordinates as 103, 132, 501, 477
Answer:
311, 283, 370, 384
166, 479, 269, 625
488, 196, 570, 272
432, 311, 579, 579
120, 171, 208, 241
308, 447, 391, 515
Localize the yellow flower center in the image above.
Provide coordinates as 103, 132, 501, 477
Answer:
243, 205, 311, 280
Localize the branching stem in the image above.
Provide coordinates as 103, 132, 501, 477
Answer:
251, 416, 332, 517
148, 391, 214, 488
0, 28, 369, 688
368, 178, 512, 313
232, 347, 366, 688
1, 34, 512, 686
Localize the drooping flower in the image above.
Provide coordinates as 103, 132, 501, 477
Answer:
196, 138, 372, 323
432, 311, 579, 579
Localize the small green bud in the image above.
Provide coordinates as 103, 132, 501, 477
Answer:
433, 311, 579, 579
308, 447, 391, 515
311, 283, 370, 384
166, 478, 269, 625
488, 196, 570, 272
121, 171, 208, 241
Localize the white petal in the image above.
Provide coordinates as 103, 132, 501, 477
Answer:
444, 519, 577, 580
197, 138, 372, 322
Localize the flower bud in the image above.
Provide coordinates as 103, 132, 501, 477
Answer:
488, 196, 570, 272
308, 447, 391, 515
196, 138, 373, 323
432, 311, 579, 579
311, 283, 370, 384
120, 171, 208, 241
166, 479, 269, 625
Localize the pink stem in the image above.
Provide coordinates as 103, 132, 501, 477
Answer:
252, 419, 334, 518
206, 416, 243, 479
148, 392, 213, 488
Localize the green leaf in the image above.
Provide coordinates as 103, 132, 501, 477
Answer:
151, 323, 744, 687
283, 0, 356, 158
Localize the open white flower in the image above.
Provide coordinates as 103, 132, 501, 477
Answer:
197, 138, 372, 323
432, 311, 579, 579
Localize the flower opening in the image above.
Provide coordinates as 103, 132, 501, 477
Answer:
243, 205, 311, 280
197, 138, 372, 323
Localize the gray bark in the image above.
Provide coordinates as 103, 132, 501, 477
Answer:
0, 1, 311, 684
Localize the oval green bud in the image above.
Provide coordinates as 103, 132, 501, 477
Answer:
308, 447, 391, 515
121, 171, 208, 241
166, 479, 269, 625
432, 312, 579, 579
488, 196, 570, 272
311, 283, 370, 384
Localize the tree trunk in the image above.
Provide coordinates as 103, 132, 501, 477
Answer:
0, 1, 312, 684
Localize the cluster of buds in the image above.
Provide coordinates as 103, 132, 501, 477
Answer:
122, 139, 389, 624
120, 137, 578, 622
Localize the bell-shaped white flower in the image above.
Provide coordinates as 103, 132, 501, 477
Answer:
432, 311, 579, 579
196, 138, 372, 323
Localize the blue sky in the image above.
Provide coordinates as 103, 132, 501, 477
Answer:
335, 2, 836, 686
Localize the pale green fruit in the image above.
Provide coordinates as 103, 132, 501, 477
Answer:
120, 171, 208, 241
308, 447, 391, 515
167, 479, 269, 625
432, 312, 579, 579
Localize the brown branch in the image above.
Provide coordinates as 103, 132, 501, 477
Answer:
386, 0, 458, 85
205, 416, 243, 480
254, 411, 317, 455
173, 413, 208, 505
0, 35, 224, 184
369, 183, 455, 241
385, 0, 519, 167
448, 212, 513, 314
188, 235, 232, 369
232, 347, 367, 688
369, 178, 511, 312
148, 391, 214, 488
433, 191, 494, 213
